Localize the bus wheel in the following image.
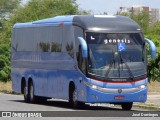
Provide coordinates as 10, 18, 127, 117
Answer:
69, 87, 84, 109
121, 102, 133, 110
24, 86, 29, 102
28, 81, 37, 103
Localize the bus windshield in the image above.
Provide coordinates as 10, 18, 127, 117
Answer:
86, 32, 147, 80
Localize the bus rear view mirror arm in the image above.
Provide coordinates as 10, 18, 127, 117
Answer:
78, 37, 88, 58
145, 38, 156, 58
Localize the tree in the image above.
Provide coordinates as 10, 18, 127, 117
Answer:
130, 12, 149, 34
145, 22, 160, 82
8, 0, 88, 24
0, 0, 21, 82
0, 0, 21, 18
117, 12, 149, 33
0, 44, 10, 82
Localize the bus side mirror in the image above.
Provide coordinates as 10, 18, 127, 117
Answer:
78, 37, 88, 58
145, 38, 156, 58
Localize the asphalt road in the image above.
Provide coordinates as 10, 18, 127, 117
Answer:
0, 93, 159, 120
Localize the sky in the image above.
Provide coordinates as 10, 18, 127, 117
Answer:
23, 0, 160, 15
76, 0, 160, 14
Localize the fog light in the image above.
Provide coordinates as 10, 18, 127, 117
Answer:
139, 94, 146, 99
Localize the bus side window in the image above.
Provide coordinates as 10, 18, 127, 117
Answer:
16, 27, 35, 52
62, 26, 74, 58
36, 26, 62, 52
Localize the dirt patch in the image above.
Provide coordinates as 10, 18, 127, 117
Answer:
148, 80, 160, 93
0, 81, 12, 93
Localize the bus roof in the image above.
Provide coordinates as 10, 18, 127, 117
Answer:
13, 15, 141, 32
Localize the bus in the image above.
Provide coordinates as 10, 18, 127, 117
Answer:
11, 15, 156, 110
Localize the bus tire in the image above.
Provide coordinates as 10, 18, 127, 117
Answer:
121, 102, 133, 110
28, 81, 37, 103
69, 86, 84, 109
24, 86, 29, 102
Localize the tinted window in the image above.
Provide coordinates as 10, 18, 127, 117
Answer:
16, 27, 34, 51
62, 26, 74, 58
36, 26, 62, 52
14, 26, 63, 52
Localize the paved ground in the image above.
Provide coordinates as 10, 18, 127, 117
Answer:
0, 93, 146, 111
0, 93, 159, 120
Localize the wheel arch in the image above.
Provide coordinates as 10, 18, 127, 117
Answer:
21, 77, 26, 94
69, 81, 75, 98
28, 77, 33, 87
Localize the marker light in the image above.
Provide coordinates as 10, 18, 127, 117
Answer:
59, 22, 64, 26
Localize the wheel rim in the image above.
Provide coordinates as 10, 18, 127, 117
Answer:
30, 84, 34, 101
72, 90, 77, 103
24, 86, 27, 99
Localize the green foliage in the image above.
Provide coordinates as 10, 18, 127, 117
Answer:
0, 44, 10, 82
130, 12, 149, 33
0, 0, 21, 18
148, 53, 160, 82
117, 12, 149, 33
145, 23, 160, 82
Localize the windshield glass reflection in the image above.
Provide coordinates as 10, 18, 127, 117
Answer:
86, 32, 147, 79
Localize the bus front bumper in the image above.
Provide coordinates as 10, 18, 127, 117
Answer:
85, 85, 147, 103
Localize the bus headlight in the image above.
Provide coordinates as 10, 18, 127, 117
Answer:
92, 85, 97, 89
84, 81, 98, 89
138, 84, 147, 89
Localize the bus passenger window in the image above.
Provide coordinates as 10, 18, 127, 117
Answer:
62, 26, 74, 58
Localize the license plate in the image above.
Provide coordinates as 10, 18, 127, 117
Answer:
114, 96, 125, 100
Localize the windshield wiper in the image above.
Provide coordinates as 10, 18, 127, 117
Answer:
119, 52, 135, 81
105, 52, 115, 78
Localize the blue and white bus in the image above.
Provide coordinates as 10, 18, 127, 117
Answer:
11, 15, 156, 110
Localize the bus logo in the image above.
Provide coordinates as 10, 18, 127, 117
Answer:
118, 89, 122, 93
